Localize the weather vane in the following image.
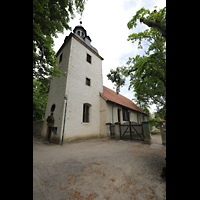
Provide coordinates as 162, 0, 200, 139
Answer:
79, 18, 82, 25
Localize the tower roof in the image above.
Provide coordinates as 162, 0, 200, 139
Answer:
72, 24, 99, 53
73, 25, 87, 37
56, 33, 103, 60
56, 23, 102, 59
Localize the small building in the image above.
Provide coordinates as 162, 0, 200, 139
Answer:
41, 23, 148, 144
100, 86, 148, 136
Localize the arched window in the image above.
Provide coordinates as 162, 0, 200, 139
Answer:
51, 104, 56, 112
83, 103, 91, 123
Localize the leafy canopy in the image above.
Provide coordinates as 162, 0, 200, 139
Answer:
107, 7, 166, 118
33, 0, 86, 85
33, 0, 86, 121
33, 79, 48, 122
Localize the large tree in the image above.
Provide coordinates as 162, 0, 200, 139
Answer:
107, 7, 166, 119
33, 79, 48, 122
33, 0, 86, 84
33, 0, 86, 121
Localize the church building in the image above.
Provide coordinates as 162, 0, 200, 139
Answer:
41, 23, 148, 144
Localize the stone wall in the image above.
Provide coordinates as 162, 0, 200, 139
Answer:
33, 121, 44, 137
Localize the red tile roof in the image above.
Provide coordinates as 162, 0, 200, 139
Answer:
100, 86, 147, 115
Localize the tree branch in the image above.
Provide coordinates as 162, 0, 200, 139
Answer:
140, 18, 166, 38
143, 35, 163, 53
151, 96, 165, 106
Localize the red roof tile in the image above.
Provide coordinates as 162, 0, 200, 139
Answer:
100, 86, 147, 115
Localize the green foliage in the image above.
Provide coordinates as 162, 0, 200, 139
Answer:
33, 0, 86, 122
33, 0, 86, 85
150, 130, 160, 135
127, 7, 150, 29
33, 79, 48, 122
128, 6, 166, 38
148, 115, 160, 129
107, 7, 166, 118
155, 104, 166, 120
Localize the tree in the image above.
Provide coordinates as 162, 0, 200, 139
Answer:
33, 0, 86, 121
107, 7, 166, 119
33, 79, 48, 122
130, 7, 166, 38
33, 0, 86, 84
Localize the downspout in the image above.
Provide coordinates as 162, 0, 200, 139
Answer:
61, 95, 68, 146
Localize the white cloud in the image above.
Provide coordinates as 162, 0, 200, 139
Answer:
53, 0, 166, 113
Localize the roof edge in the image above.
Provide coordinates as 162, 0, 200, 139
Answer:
106, 99, 148, 115
101, 86, 148, 115
99, 92, 108, 101
72, 34, 104, 60
56, 33, 104, 60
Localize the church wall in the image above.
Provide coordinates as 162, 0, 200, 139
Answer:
63, 37, 103, 142
100, 96, 107, 137
41, 39, 72, 143
106, 102, 116, 123
105, 101, 146, 124
105, 102, 124, 123
129, 111, 138, 123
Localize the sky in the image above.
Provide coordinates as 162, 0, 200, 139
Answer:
53, 0, 166, 114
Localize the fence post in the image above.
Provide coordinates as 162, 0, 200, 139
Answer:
114, 122, 121, 140
159, 121, 166, 145
142, 121, 151, 144
129, 121, 132, 141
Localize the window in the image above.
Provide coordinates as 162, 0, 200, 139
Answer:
122, 108, 129, 121
51, 104, 56, 112
86, 78, 90, 86
87, 53, 91, 64
83, 103, 90, 123
59, 53, 63, 63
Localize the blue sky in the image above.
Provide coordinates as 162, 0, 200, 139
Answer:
53, 0, 166, 114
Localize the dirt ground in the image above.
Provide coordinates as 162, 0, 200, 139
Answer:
33, 134, 166, 200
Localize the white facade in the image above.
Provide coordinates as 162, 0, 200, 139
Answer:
100, 97, 148, 137
42, 28, 103, 143
104, 101, 147, 124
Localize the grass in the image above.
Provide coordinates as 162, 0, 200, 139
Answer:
150, 131, 161, 135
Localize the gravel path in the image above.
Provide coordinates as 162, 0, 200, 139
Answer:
33, 135, 166, 200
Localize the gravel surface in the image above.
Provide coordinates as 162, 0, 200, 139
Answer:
33, 134, 166, 200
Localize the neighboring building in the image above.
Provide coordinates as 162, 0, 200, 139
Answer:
41, 23, 148, 144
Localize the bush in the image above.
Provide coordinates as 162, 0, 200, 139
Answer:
151, 131, 160, 135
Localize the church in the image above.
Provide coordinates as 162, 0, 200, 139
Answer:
41, 23, 148, 144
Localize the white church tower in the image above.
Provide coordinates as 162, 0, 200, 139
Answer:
42, 22, 104, 144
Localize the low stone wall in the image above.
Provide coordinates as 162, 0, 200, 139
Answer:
33, 121, 44, 137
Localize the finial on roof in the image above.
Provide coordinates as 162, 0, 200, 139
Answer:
79, 18, 82, 25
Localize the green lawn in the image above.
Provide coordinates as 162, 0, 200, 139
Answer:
151, 131, 161, 135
